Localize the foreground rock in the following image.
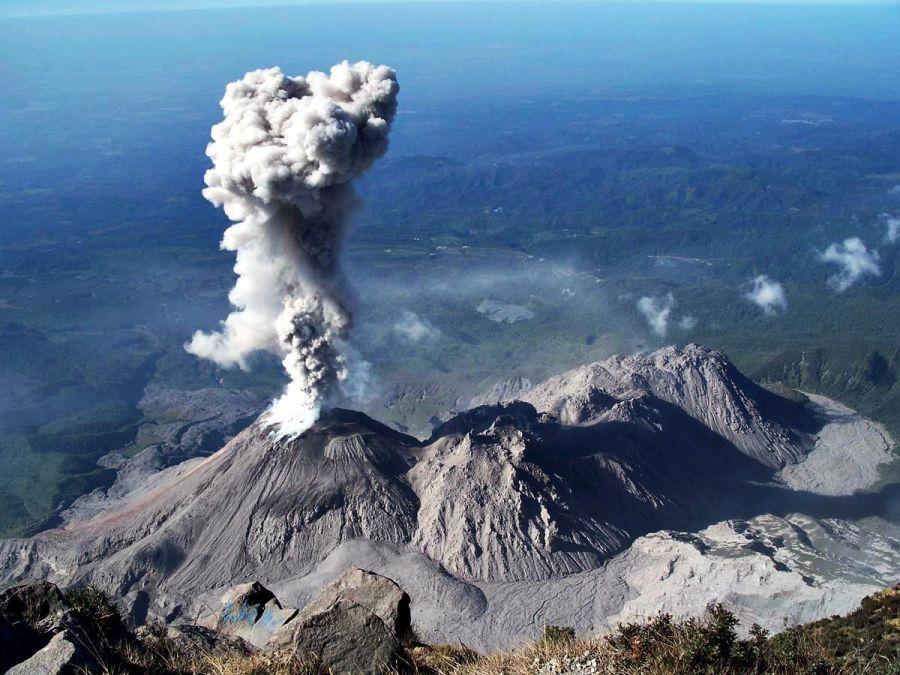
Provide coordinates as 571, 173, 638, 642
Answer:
287, 566, 412, 641
201, 581, 297, 648
194, 567, 411, 673
268, 567, 412, 672
0, 582, 99, 673
6, 630, 91, 675
277, 599, 404, 673
2, 577, 896, 674
2, 568, 411, 674
162, 623, 252, 656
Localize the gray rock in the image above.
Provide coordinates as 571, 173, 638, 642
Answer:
0, 583, 109, 674
513, 343, 817, 468
294, 567, 411, 640
0, 582, 71, 635
6, 630, 90, 675
276, 599, 404, 674
208, 582, 297, 648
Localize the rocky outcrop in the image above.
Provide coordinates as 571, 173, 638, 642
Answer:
513, 344, 818, 468
161, 623, 252, 656
202, 581, 297, 648
286, 567, 412, 642
0, 570, 412, 674
0, 583, 100, 674
278, 599, 404, 674
197, 568, 411, 673
411, 403, 632, 581
6, 630, 90, 675
266, 567, 410, 673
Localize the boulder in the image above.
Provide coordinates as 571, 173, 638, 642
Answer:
279, 599, 405, 674
6, 630, 91, 675
205, 581, 298, 648
0, 582, 71, 635
294, 566, 412, 640
264, 567, 412, 673
0, 582, 82, 671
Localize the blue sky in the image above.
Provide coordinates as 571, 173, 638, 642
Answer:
2, 0, 895, 19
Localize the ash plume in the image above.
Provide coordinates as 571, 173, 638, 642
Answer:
186, 62, 399, 436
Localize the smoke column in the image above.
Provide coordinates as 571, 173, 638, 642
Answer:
186, 62, 399, 436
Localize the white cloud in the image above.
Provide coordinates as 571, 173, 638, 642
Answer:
880, 213, 900, 243
744, 275, 787, 315
818, 237, 881, 292
393, 311, 441, 342
678, 315, 697, 330
637, 293, 675, 337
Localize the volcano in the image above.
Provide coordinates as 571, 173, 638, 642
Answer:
1, 345, 896, 650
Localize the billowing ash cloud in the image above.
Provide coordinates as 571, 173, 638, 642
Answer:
881, 213, 900, 243
186, 62, 399, 435
637, 293, 674, 337
393, 311, 441, 343
744, 275, 787, 315
818, 237, 881, 292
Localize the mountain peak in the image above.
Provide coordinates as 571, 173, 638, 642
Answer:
0, 345, 886, 647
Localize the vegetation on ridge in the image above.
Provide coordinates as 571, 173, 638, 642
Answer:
44, 584, 900, 674
410, 588, 900, 674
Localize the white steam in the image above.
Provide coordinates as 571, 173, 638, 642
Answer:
818, 237, 881, 292
637, 293, 674, 337
186, 62, 399, 436
881, 213, 900, 243
678, 315, 698, 331
744, 275, 787, 315
393, 311, 441, 343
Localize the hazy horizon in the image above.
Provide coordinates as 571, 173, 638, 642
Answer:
2, 0, 897, 19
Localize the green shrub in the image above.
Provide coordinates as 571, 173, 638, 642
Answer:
64, 585, 123, 643
541, 625, 576, 645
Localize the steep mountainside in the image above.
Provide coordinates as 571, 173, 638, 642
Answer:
515, 345, 816, 467
0, 345, 895, 648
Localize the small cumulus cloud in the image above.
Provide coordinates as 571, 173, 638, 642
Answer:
678, 315, 698, 331
818, 237, 881, 292
880, 213, 900, 243
637, 293, 675, 337
744, 275, 787, 315
393, 311, 441, 343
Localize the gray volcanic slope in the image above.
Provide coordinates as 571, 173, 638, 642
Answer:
1, 344, 896, 649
